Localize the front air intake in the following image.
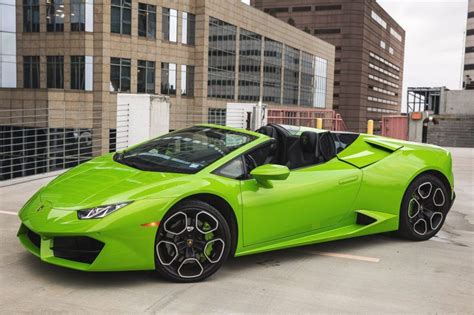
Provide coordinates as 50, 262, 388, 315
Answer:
53, 236, 104, 264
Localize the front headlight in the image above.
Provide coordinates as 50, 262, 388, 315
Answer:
77, 202, 132, 220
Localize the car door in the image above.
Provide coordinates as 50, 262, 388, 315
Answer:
240, 150, 362, 247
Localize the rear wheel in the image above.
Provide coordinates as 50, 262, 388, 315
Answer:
154, 200, 231, 282
399, 174, 450, 241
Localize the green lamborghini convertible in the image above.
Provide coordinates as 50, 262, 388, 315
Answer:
18, 124, 455, 282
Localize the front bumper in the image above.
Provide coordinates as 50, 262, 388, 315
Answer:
17, 198, 174, 272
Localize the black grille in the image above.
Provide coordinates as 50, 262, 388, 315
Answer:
53, 236, 104, 264
27, 228, 41, 248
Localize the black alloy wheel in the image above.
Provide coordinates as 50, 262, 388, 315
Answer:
155, 200, 231, 282
399, 174, 450, 241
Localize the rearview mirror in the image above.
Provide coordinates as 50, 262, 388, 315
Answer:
250, 164, 290, 188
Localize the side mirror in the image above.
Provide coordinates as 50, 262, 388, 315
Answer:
250, 164, 290, 188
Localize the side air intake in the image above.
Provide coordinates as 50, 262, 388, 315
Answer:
356, 212, 377, 226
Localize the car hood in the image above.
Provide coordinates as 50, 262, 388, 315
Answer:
39, 154, 189, 209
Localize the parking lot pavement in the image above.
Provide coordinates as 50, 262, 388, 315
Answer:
0, 148, 473, 314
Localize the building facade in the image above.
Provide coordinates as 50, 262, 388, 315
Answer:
0, 0, 334, 180
251, 0, 405, 132
464, 0, 474, 89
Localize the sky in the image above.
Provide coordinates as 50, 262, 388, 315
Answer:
242, 0, 469, 110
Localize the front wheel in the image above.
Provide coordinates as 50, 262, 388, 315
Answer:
154, 200, 231, 282
398, 174, 450, 241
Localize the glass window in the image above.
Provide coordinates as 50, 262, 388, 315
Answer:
161, 62, 176, 95
238, 29, 262, 102
71, 0, 85, 31
71, 56, 85, 90
263, 38, 283, 104
371, 10, 387, 29
138, 3, 156, 38
214, 157, 245, 179
208, 108, 226, 126
162, 8, 177, 42
46, 0, 64, 32
380, 40, 386, 49
110, 57, 131, 92
111, 0, 131, 35
300, 52, 314, 107
389, 47, 394, 55
208, 17, 237, 99
114, 126, 256, 174
23, 0, 39, 32
23, 56, 40, 88
47, 56, 64, 88
85, 56, 93, 90
182, 12, 195, 45
181, 65, 194, 97
314, 57, 327, 108
137, 60, 155, 94
390, 27, 402, 41
283, 46, 300, 105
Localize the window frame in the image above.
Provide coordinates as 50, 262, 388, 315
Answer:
138, 3, 156, 38
23, 0, 39, 32
46, 56, 64, 89
23, 56, 40, 89
162, 7, 178, 42
110, 57, 131, 92
111, 0, 131, 35
137, 60, 155, 94
71, 0, 86, 32
46, 0, 65, 32
160, 62, 177, 95
70, 56, 85, 90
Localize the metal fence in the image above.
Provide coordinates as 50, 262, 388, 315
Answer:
267, 108, 347, 131
0, 105, 129, 182
1, 103, 348, 182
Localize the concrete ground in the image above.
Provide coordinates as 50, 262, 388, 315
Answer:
0, 148, 473, 314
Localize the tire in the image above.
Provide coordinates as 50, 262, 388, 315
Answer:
154, 200, 232, 282
398, 174, 450, 241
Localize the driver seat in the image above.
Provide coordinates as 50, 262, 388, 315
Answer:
255, 125, 280, 164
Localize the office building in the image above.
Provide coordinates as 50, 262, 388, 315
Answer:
251, 0, 405, 131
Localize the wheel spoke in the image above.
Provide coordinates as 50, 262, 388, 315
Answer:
433, 188, 446, 207
195, 211, 219, 235
156, 241, 179, 266
422, 209, 444, 230
408, 198, 421, 219
204, 238, 225, 264
413, 218, 428, 235
177, 258, 204, 279
163, 211, 188, 236
417, 182, 432, 199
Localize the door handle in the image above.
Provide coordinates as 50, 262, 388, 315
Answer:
339, 176, 359, 185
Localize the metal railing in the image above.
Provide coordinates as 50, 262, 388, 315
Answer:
0, 105, 129, 181
267, 108, 347, 131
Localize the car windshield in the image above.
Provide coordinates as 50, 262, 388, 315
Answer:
114, 126, 256, 174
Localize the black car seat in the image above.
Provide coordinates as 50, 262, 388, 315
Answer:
318, 132, 337, 162
286, 131, 319, 169
255, 125, 280, 164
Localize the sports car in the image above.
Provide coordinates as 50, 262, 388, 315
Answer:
17, 124, 455, 282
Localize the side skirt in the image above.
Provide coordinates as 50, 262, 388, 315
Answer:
235, 210, 398, 257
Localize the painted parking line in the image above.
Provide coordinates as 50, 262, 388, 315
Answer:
294, 249, 380, 263
0, 210, 17, 216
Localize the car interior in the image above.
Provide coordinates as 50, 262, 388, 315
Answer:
252, 124, 358, 171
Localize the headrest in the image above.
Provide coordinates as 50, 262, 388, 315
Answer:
300, 131, 318, 153
256, 126, 277, 139
319, 132, 336, 160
